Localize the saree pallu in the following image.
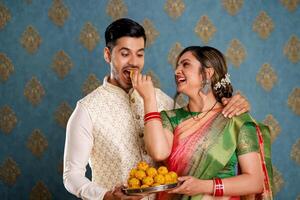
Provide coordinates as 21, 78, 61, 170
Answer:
159, 111, 273, 200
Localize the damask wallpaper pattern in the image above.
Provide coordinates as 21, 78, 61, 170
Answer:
0, 0, 299, 199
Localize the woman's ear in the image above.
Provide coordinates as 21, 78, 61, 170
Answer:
103, 47, 111, 63
205, 67, 215, 80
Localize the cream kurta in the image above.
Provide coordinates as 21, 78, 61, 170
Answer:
63, 77, 174, 200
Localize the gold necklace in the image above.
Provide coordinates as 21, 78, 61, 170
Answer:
187, 101, 218, 121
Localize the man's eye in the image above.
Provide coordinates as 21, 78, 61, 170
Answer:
121, 53, 129, 57
137, 54, 144, 57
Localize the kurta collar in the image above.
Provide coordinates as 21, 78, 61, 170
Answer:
102, 76, 134, 96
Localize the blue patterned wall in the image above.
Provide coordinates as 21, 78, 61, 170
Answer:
0, 0, 299, 199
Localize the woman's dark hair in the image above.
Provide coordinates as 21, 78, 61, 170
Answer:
105, 18, 146, 50
174, 46, 233, 106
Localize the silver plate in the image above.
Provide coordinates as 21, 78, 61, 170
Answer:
122, 183, 178, 196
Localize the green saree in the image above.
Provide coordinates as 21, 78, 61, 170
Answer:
159, 108, 273, 200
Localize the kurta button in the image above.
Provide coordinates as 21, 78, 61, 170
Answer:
131, 98, 135, 103
136, 115, 140, 120
139, 133, 144, 138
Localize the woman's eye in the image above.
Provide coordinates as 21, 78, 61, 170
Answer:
183, 63, 189, 67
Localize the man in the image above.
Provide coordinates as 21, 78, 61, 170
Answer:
63, 18, 249, 200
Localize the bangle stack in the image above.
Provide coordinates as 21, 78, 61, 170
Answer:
144, 112, 161, 124
213, 178, 224, 197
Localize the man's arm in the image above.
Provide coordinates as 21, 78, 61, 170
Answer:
222, 92, 251, 118
63, 102, 108, 199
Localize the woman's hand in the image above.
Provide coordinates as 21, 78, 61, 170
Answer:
168, 176, 204, 196
131, 70, 156, 102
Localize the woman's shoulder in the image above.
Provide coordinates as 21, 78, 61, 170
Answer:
230, 112, 256, 127
231, 112, 255, 123
230, 112, 269, 130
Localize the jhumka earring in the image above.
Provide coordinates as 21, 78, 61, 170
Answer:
201, 79, 211, 94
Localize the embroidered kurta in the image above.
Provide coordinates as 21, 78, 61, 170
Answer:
63, 77, 174, 200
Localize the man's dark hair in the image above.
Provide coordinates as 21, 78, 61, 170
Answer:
105, 18, 146, 50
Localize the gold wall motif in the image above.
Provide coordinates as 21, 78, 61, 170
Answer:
263, 114, 281, 143
48, 0, 69, 27
273, 167, 285, 196
168, 42, 183, 69
0, 157, 20, 186
54, 102, 73, 128
256, 63, 278, 91
0, 105, 17, 135
291, 139, 300, 165
29, 181, 51, 200
280, 0, 299, 12
0, 3, 11, 29
253, 11, 274, 39
52, 50, 73, 79
284, 35, 300, 63
79, 22, 100, 52
194, 15, 216, 44
287, 88, 300, 115
222, 0, 244, 15
26, 129, 48, 158
82, 74, 101, 96
0, 53, 14, 82
106, 0, 128, 20
143, 19, 159, 47
24, 76, 45, 106
20, 26, 42, 54
226, 39, 246, 67
164, 0, 185, 19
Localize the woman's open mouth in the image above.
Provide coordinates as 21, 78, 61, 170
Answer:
176, 76, 186, 85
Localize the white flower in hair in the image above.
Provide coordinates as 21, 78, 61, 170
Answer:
224, 73, 231, 83
213, 73, 231, 91
214, 82, 222, 90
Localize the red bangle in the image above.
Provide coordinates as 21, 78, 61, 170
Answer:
144, 112, 160, 120
144, 118, 162, 125
213, 178, 224, 197
144, 116, 161, 123
144, 115, 161, 121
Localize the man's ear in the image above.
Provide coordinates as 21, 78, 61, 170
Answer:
104, 47, 111, 63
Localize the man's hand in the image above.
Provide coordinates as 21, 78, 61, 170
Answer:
222, 92, 250, 118
104, 186, 144, 200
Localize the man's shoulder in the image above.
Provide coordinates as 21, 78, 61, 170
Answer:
154, 88, 172, 101
154, 88, 174, 110
78, 85, 104, 105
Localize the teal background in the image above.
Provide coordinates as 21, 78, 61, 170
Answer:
0, 0, 299, 199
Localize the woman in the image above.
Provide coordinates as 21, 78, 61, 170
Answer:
131, 46, 273, 200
